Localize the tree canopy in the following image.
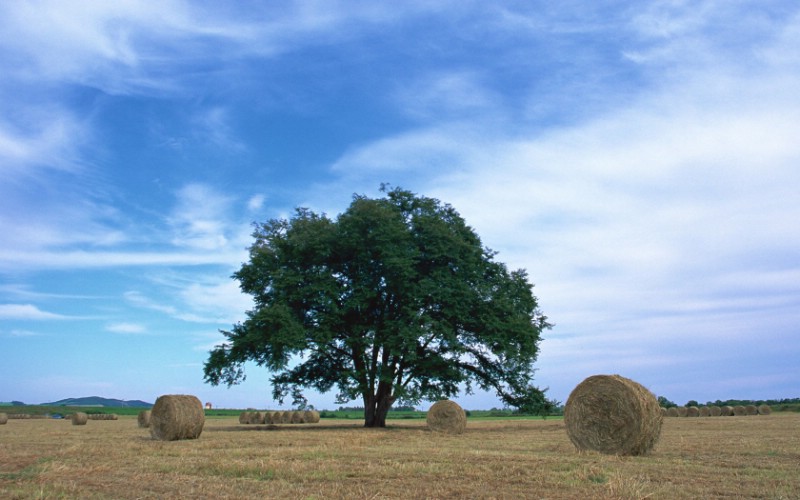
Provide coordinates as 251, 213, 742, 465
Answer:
204, 186, 552, 427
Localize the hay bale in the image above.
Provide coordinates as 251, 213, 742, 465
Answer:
666, 407, 679, 417
71, 412, 88, 425
149, 395, 205, 441
0, 413, 7, 425
709, 406, 722, 417
677, 406, 688, 417
426, 400, 467, 435
239, 411, 251, 424
290, 411, 304, 424
720, 405, 734, 416
249, 411, 265, 425
745, 405, 758, 416
757, 404, 772, 415
733, 405, 747, 416
281, 411, 292, 423
699, 406, 710, 417
138, 410, 151, 428
659, 407, 667, 416
563, 374, 662, 456
687, 406, 700, 417
303, 410, 320, 423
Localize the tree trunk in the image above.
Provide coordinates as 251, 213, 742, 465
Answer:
363, 384, 395, 428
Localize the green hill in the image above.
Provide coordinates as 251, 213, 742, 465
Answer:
43, 396, 152, 408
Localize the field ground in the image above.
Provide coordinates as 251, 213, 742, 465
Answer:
1, 413, 798, 499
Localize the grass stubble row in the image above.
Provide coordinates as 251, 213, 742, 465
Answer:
2, 407, 797, 498
2, 401, 799, 497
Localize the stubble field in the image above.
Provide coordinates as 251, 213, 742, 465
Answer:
1, 413, 798, 499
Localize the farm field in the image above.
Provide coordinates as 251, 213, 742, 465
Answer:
1, 413, 798, 499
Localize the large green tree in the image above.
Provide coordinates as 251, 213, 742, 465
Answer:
204, 187, 551, 427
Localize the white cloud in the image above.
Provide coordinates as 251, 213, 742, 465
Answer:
247, 194, 266, 212
0, 304, 69, 320
106, 322, 147, 334
169, 183, 235, 251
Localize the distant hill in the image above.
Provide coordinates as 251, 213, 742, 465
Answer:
43, 396, 153, 408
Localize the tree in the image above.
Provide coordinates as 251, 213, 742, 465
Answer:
657, 396, 676, 408
204, 186, 551, 427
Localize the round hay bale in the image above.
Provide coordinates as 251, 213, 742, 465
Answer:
745, 405, 758, 416
239, 411, 251, 424
698, 406, 710, 417
563, 374, 662, 456
666, 407, 679, 417
733, 405, 747, 416
138, 410, 151, 428
709, 406, 722, 417
290, 411, 304, 424
303, 410, 320, 423
281, 411, 292, 424
249, 411, 264, 425
426, 400, 467, 435
720, 405, 734, 416
687, 406, 700, 417
677, 406, 688, 417
757, 404, 771, 415
0, 413, 7, 425
263, 411, 277, 424
149, 394, 205, 441
659, 407, 667, 416
71, 412, 88, 426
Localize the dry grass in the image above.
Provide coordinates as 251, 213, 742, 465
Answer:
1, 413, 798, 499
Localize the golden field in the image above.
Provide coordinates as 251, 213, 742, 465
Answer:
1, 413, 798, 499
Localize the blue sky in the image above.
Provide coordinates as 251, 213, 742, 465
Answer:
1, 1, 798, 410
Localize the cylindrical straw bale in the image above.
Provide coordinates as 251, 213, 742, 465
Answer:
564, 374, 662, 456
720, 406, 734, 416
426, 400, 467, 435
666, 407, 679, 417
303, 410, 320, 423
149, 395, 205, 441
709, 406, 722, 417
239, 411, 251, 424
71, 412, 88, 425
281, 411, 292, 423
757, 404, 771, 415
687, 406, 700, 417
249, 411, 264, 425
745, 405, 757, 416
677, 406, 688, 417
138, 410, 151, 428
264, 411, 277, 424
733, 405, 747, 416
660, 407, 667, 416
0, 413, 7, 424
290, 411, 304, 424
699, 406, 710, 417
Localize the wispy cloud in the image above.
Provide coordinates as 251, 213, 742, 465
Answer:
168, 183, 235, 251
106, 322, 147, 335
0, 304, 71, 320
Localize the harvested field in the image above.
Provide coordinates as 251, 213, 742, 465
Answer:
0, 413, 798, 498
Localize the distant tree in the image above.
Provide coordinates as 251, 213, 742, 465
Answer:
686, 400, 699, 407
204, 186, 551, 427
657, 396, 676, 408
